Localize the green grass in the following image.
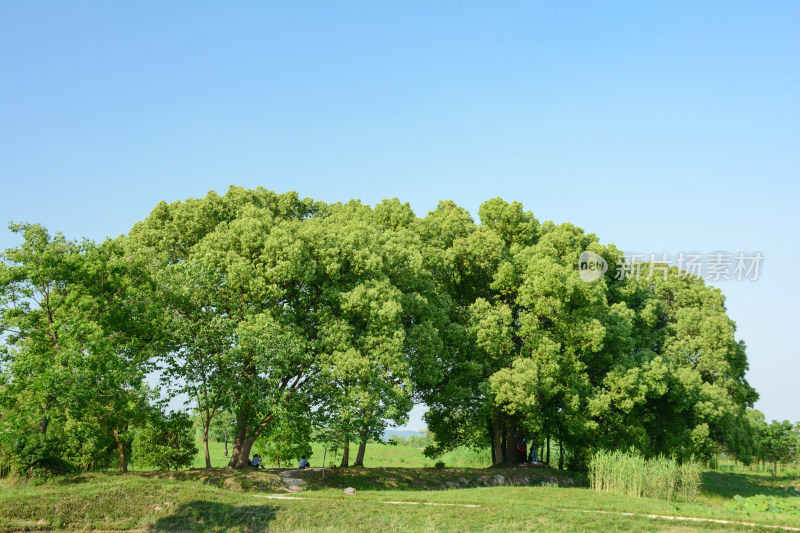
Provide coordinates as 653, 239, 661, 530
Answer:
3, 470, 800, 532
8, 441, 800, 531
188, 438, 491, 469
296, 464, 581, 492
715, 458, 800, 477
701, 469, 800, 501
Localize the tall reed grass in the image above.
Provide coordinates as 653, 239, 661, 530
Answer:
589, 448, 701, 502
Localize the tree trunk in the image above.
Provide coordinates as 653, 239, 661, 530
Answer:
500, 429, 507, 463
203, 424, 212, 469
235, 437, 256, 467
354, 428, 367, 466
39, 398, 52, 434
773, 460, 777, 479
340, 435, 350, 467
546, 437, 551, 464
228, 419, 257, 469
227, 407, 261, 468
488, 416, 495, 466
112, 428, 127, 474
491, 409, 504, 465
224, 438, 229, 457
503, 419, 518, 465
227, 424, 248, 468
558, 441, 564, 470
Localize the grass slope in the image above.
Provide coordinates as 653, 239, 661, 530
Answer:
297, 464, 580, 492
6, 439, 800, 531
2, 467, 800, 532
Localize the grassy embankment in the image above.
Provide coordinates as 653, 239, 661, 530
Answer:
3, 440, 799, 532
3, 467, 800, 532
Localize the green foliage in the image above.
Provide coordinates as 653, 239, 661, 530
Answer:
208, 410, 236, 444
5, 430, 76, 480
132, 412, 198, 471
255, 410, 312, 468
726, 494, 800, 516
589, 449, 701, 502
759, 420, 800, 477
0, 188, 764, 477
0, 223, 159, 473
128, 188, 439, 468
389, 433, 433, 448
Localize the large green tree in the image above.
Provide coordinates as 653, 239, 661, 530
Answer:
589, 262, 759, 461
413, 197, 757, 468
0, 224, 158, 473
129, 188, 442, 468
1, 190, 761, 476
412, 198, 544, 464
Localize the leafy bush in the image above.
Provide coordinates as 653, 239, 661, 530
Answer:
589, 448, 701, 502
132, 412, 197, 471
5, 431, 76, 479
255, 411, 312, 468
725, 494, 800, 516
61, 419, 121, 472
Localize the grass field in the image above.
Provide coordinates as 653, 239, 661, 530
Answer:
187, 438, 492, 469
4, 439, 800, 531
3, 467, 800, 532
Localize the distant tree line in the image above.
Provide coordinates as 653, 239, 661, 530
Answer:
0, 187, 767, 475
388, 433, 432, 449
743, 411, 799, 477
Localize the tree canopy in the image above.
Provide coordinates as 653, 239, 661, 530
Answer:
0, 187, 761, 474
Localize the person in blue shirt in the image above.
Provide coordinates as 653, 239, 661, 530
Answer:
251, 454, 263, 468
298, 456, 310, 469
528, 443, 538, 463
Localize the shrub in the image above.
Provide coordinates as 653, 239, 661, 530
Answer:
4, 431, 76, 479
132, 412, 197, 471
255, 411, 312, 468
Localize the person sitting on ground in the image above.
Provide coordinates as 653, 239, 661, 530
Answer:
298, 456, 310, 469
251, 454, 263, 468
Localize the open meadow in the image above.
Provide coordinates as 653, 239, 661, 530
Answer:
186, 439, 492, 470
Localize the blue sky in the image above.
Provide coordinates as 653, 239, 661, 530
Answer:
1, 1, 798, 429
